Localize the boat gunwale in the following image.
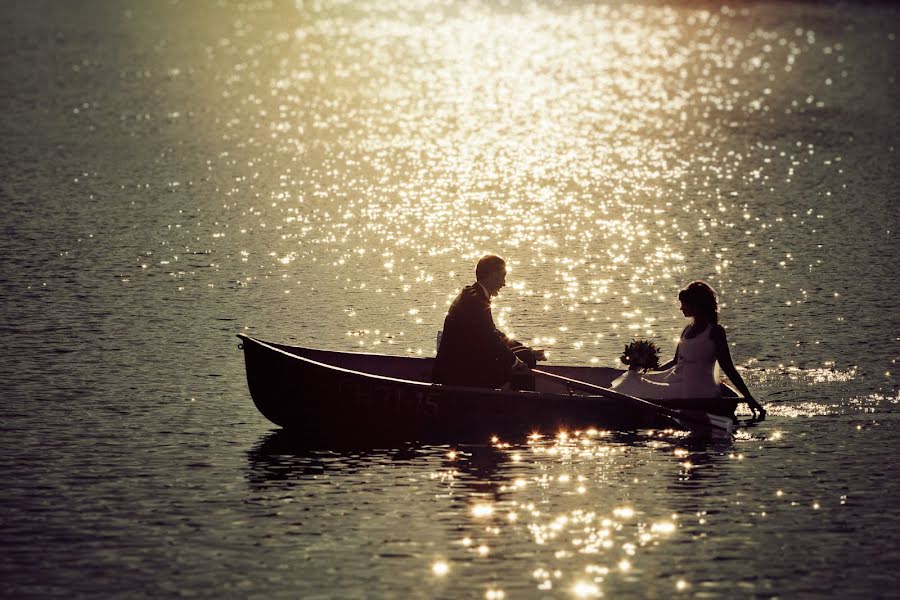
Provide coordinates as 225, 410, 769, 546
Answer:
239, 333, 434, 387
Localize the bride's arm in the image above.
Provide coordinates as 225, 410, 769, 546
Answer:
712, 325, 765, 417
656, 342, 679, 371
655, 327, 686, 371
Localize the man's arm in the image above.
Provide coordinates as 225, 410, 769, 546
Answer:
469, 297, 518, 367
506, 339, 544, 367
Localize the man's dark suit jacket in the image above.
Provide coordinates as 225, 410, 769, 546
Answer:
432, 283, 528, 388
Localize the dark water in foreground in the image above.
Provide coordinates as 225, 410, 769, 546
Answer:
2, 1, 899, 598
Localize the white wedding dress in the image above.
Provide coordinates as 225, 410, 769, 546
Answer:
611, 326, 722, 400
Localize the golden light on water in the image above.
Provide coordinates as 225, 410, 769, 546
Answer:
651, 521, 677, 535
423, 430, 712, 595
573, 581, 602, 598
184, 0, 863, 372
613, 507, 635, 519
431, 560, 450, 576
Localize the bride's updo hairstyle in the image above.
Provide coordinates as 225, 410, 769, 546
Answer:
678, 281, 719, 324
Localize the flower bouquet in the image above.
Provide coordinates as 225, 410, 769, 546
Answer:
620, 339, 661, 372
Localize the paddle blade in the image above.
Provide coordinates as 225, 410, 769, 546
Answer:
672, 410, 734, 438
707, 413, 735, 437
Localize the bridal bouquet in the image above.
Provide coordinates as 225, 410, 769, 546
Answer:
620, 339, 661, 372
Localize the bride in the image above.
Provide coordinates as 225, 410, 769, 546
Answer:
611, 281, 766, 419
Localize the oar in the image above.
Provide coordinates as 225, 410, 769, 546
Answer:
532, 368, 732, 435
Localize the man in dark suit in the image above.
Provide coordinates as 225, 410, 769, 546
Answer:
433, 255, 543, 389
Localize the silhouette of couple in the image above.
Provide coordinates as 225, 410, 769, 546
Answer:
432, 254, 765, 418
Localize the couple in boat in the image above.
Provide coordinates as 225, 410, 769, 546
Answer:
432, 254, 766, 419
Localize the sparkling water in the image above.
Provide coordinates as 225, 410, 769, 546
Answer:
2, 1, 898, 597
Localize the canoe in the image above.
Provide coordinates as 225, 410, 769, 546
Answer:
237, 334, 739, 442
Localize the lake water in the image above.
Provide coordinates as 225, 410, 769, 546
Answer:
2, 0, 899, 597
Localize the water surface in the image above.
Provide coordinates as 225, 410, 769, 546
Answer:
1, 1, 898, 598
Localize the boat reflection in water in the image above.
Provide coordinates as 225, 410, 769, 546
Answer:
245, 429, 428, 491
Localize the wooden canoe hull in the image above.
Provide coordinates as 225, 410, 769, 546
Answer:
238, 335, 738, 441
